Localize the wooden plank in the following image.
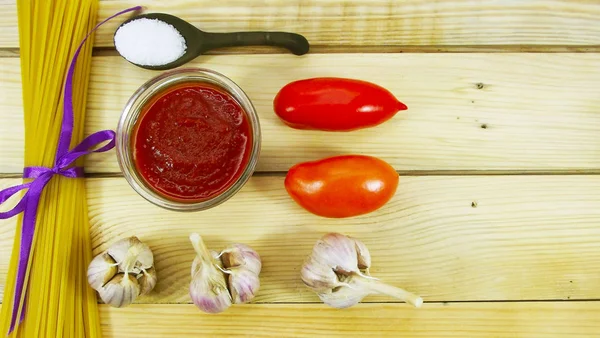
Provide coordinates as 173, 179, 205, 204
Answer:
2, 54, 600, 174
0, 55, 23, 174
2, 176, 600, 303
3, 1, 600, 49
0, 223, 11, 295
97, 302, 600, 337
0, 179, 19, 298
1, 302, 598, 337
0, 1, 17, 49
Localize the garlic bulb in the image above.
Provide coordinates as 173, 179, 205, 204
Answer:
87, 236, 156, 307
189, 233, 262, 313
301, 233, 422, 309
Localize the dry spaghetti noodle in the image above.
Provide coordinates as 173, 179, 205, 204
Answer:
0, 1, 117, 336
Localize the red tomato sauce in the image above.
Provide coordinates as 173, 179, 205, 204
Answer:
133, 83, 252, 202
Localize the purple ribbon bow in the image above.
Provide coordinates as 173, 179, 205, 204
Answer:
0, 5, 142, 333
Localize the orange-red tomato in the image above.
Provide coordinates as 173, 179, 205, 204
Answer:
284, 155, 399, 218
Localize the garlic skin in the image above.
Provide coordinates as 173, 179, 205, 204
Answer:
189, 233, 262, 313
87, 236, 157, 307
353, 237, 371, 272
300, 256, 347, 292
301, 233, 422, 309
87, 252, 118, 289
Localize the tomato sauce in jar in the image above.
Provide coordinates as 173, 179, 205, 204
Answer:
132, 83, 253, 202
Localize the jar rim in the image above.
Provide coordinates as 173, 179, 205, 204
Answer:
116, 68, 261, 212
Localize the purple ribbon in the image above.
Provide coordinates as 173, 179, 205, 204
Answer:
0, 5, 142, 333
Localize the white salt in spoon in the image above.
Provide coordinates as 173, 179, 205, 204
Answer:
114, 13, 310, 70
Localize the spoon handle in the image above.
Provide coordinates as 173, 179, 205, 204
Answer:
200, 31, 309, 55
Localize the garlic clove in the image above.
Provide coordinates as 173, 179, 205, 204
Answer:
107, 236, 138, 264
99, 273, 140, 308
317, 284, 369, 309
134, 241, 154, 269
190, 276, 232, 314
228, 268, 260, 304
311, 233, 359, 274
220, 243, 262, 275
87, 252, 118, 290
300, 257, 345, 292
138, 267, 157, 296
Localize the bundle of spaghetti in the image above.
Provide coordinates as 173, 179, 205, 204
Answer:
0, 0, 102, 337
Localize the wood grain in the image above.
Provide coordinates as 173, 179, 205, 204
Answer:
2, 176, 600, 303
3, 1, 600, 49
1, 54, 600, 174
96, 302, 599, 337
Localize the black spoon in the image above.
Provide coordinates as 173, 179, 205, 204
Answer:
114, 13, 310, 70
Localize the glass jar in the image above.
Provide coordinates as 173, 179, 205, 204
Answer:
116, 68, 261, 211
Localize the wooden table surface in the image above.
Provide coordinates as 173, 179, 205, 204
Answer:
2, 1, 600, 337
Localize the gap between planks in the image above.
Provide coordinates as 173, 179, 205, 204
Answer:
2, 170, 600, 179
2, 299, 600, 306
2, 45, 600, 58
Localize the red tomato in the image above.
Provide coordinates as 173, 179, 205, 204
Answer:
284, 155, 399, 218
273, 77, 407, 131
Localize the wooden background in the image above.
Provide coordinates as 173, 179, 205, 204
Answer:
1, 0, 600, 336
